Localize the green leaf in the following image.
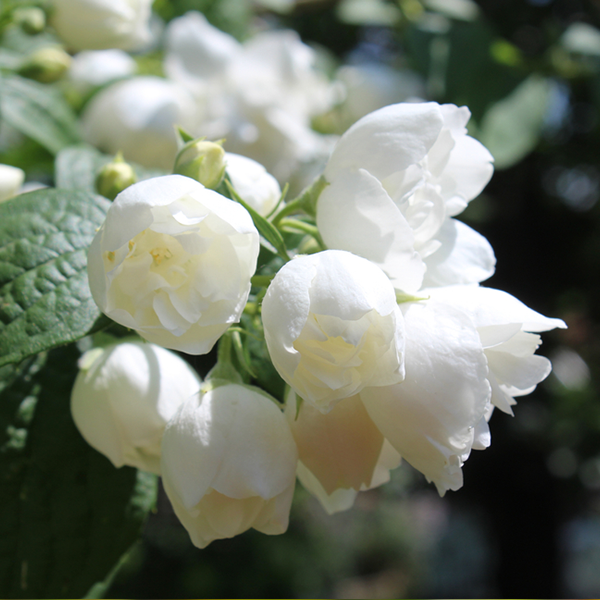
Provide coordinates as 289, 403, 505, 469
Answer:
55, 144, 167, 195
0, 344, 158, 599
479, 75, 551, 169
0, 74, 80, 154
0, 187, 111, 368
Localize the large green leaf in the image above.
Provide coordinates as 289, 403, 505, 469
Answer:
55, 144, 167, 194
0, 188, 111, 368
0, 74, 80, 154
0, 344, 158, 599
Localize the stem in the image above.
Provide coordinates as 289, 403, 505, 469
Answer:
271, 195, 307, 225
278, 218, 326, 250
251, 274, 275, 288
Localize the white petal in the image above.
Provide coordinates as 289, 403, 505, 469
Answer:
325, 102, 444, 182
360, 299, 490, 495
296, 461, 358, 514
422, 219, 496, 287
317, 168, 424, 293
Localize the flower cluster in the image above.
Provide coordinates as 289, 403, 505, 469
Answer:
75, 100, 565, 548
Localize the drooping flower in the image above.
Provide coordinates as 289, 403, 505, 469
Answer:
285, 391, 401, 514
70, 340, 201, 473
87, 174, 259, 354
317, 102, 495, 293
261, 250, 405, 413
50, 0, 153, 52
161, 383, 298, 548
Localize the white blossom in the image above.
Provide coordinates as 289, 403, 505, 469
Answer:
163, 12, 338, 184
87, 175, 259, 354
225, 152, 281, 216
50, 0, 153, 52
0, 164, 25, 203
261, 250, 405, 413
161, 383, 297, 548
317, 102, 495, 293
81, 76, 198, 170
70, 340, 201, 473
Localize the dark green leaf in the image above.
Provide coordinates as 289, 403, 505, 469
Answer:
0, 188, 110, 367
0, 344, 158, 599
0, 74, 80, 154
55, 144, 168, 195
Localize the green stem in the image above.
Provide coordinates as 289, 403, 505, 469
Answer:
271, 195, 307, 225
278, 218, 326, 250
251, 274, 275, 288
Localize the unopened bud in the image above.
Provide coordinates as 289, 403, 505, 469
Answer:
95, 154, 137, 200
13, 7, 46, 35
19, 46, 71, 83
173, 138, 226, 189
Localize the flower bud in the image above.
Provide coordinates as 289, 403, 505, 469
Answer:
13, 7, 46, 35
174, 139, 226, 190
18, 46, 72, 84
262, 250, 405, 413
95, 154, 137, 200
0, 164, 25, 203
161, 383, 298, 548
70, 340, 201, 474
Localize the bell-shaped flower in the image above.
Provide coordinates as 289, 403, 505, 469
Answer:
161, 383, 298, 548
0, 164, 25, 203
50, 0, 153, 52
70, 340, 201, 473
87, 175, 260, 354
317, 102, 495, 293
426, 285, 567, 415
81, 76, 199, 170
225, 153, 281, 216
262, 250, 405, 413
359, 296, 491, 495
286, 391, 401, 514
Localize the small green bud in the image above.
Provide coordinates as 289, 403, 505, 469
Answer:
13, 7, 46, 35
173, 138, 226, 189
18, 46, 71, 83
95, 154, 137, 201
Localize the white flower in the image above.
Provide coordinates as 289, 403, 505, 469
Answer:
70, 340, 201, 473
163, 12, 338, 184
87, 175, 259, 354
426, 285, 567, 415
261, 250, 405, 413
286, 391, 401, 514
161, 383, 298, 548
359, 297, 491, 495
225, 153, 281, 216
317, 102, 495, 293
50, 0, 153, 52
0, 164, 25, 203
69, 49, 137, 93
81, 76, 198, 170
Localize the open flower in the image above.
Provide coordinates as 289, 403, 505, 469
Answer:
317, 102, 495, 293
161, 383, 298, 548
70, 340, 201, 473
261, 250, 405, 413
87, 174, 259, 354
50, 0, 153, 52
